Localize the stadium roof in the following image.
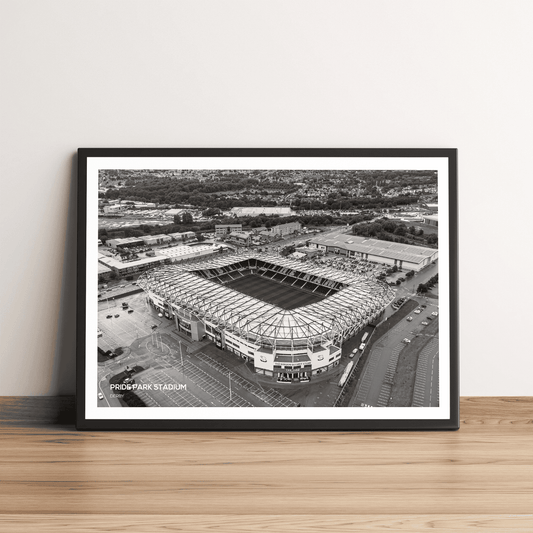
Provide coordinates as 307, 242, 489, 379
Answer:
310, 234, 436, 264
138, 252, 394, 347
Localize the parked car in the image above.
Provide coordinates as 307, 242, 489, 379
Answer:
414, 309, 421, 314
406, 316, 413, 322
421, 321, 429, 326
402, 338, 411, 344
432, 311, 439, 316
114, 314, 120, 318
128, 309, 134, 314
98, 393, 104, 400
106, 315, 112, 319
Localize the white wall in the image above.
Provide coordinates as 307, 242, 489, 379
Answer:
1, 0, 532, 396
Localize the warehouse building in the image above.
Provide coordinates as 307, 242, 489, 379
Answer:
107, 237, 144, 249
423, 215, 438, 227
230, 206, 294, 216
168, 231, 196, 242
215, 224, 243, 236
97, 262, 113, 281
98, 253, 169, 276
270, 221, 301, 236
140, 234, 173, 246
227, 231, 252, 246
309, 234, 437, 272
157, 244, 218, 263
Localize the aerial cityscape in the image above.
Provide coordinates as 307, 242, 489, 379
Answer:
97, 169, 439, 409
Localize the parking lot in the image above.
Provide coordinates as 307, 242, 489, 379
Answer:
135, 368, 210, 407
98, 293, 164, 351
134, 352, 273, 408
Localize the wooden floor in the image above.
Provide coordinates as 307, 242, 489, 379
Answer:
1, 397, 532, 532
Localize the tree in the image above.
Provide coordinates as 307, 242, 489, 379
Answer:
125, 229, 143, 238
417, 283, 428, 293
406, 270, 415, 278
394, 224, 407, 236
427, 234, 438, 245
182, 212, 194, 225
280, 245, 296, 257
195, 232, 205, 242
383, 221, 396, 233
202, 207, 222, 217
173, 213, 181, 224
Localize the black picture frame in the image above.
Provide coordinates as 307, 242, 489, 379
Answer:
77, 148, 458, 431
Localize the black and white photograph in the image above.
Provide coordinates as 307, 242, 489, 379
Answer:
78, 149, 458, 430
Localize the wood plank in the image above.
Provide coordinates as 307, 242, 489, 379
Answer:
1, 396, 532, 426
0, 397, 531, 529
0, 429, 531, 514
1, 514, 533, 532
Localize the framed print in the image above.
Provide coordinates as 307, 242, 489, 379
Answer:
77, 148, 458, 430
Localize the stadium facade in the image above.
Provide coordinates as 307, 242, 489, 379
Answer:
138, 252, 394, 383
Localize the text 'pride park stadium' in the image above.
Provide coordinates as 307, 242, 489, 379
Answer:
138, 252, 395, 383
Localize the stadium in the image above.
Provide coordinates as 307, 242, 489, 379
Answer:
137, 252, 395, 383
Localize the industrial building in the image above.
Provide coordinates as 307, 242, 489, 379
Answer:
227, 231, 252, 247
106, 237, 144, 249
97, 262, 113, 281
215, 224, 243, 236
230, 207, 294, 216
98, 253, 169, 276
157, 244, 219, 263
102, 204, 124, 214
270, 221, 301, 236
423, 215, 438, 227
140, 234, 173, 246
309, 234, 437, 272
168, 231, 196, 242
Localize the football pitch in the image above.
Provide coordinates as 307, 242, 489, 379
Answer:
226, 274, 325, 310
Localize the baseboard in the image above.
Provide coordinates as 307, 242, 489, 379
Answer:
0, 396, 75, 427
